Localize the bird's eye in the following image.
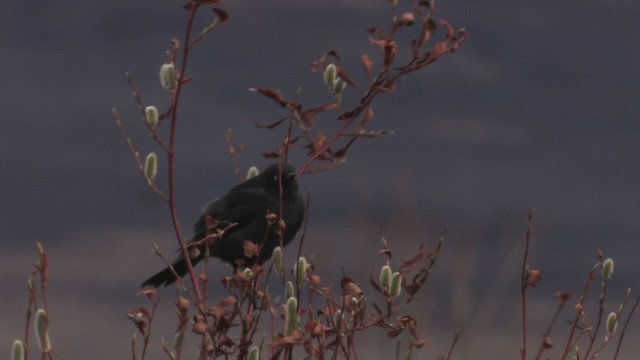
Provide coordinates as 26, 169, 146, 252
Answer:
273, 174, 279, 181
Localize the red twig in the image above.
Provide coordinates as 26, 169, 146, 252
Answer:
613, 293, 640, 359
560, 268, 597, 359
167, 4, 204, 308
520, 208, 534, 360
534, 292, 571, 360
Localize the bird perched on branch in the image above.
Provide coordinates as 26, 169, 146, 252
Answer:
142, 163, 305, 288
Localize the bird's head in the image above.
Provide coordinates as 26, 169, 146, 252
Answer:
261, 163, 299, 195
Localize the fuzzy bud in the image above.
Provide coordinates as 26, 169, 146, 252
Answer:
159, 63, 178, 91
35, 309, 51, 353
379, 264, 392, 290
333, 309, 343, 329
242, 268, 254, 279
27, 276, 35, 292
144, 106, 159, 128
285, 280, 295, 300
284, 297, 298, 336
294, 256, 308, 288
192, 316, 207, 334
390, 272, 402, 298
323, 63, 337, 90
248, 345, 260, 360
11, 340, 25, 360
173, 331, 184, 351
332, 77, 346, 95
272, 246, 284, 278
606, 312, 618, 336
176, 296, 189, 312
602, 258, 614, 279
246, 166, 260, 179
144, 152, 158, 180
350, 296, 359, 311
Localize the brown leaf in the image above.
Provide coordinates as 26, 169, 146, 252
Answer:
254, 116, 288, 129
243, 240, 259, 258
358, 129, 394, 138
360, 106, 375, 128
311, 131, 327, 155
360, 54, 374, 82
368, 36, 387, 52
207, 295, 236, 321
398, 244, 427, 274
136, 289, 158, 299
404, 268, 429, 296
212, 8, 228, 23
386, 327, 403, 337
249, 87, 288, 107
555, 291, 572, 301
341, 276, 363, 297
418, 18, 437, 48
262, 151, 281, 159
301, 103, 337, 128
391, 12, 415, 34
336, 67, 357, 88
192, 315, 208, 334
525, 268, 542, 287
271, 331, 305, 349
384, 40, 397, 68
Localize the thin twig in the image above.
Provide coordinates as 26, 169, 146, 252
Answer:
613, 293, 640, 359
583, 264, 609, 358
113, 109, 169, 201
167, 4, 204, 309
560, 268, 597, 359
534, 292, 571, 360
442, 327, 464, 360
520, 208, 534, 360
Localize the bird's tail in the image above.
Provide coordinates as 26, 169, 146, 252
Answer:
142, 257, 198, 288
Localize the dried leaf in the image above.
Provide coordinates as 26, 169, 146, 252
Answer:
360, 54, 374, 82
301, 103, 337, 127
249, 87, 288, 107
271, 331, 305, 349
136, 289, 158, 299
398, 244, 427, 274
555, 291, 572, 301
404, 268, 429, 296
212, 8, 228, 23
418, 18, 437, 48
243, 240, 259, 259
358, 129, 394, 138
262, 151, 281, 159
336, 67, 357, 88
341, 276, 363, 297
310, 131, 327, 156
254, 116, 288, 129
525, 268, 542, 287
391, 12, 416, 34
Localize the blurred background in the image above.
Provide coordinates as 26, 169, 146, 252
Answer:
1, 0, 639, 358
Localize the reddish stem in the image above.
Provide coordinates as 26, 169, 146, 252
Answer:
168, 4, 203, 307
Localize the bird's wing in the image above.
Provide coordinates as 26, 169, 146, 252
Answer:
194, 188, 274, 238
217, 188, 274, 226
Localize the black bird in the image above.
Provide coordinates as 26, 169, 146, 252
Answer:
142, 164, 305, 288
